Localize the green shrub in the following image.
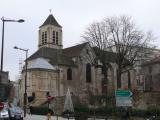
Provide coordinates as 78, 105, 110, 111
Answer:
74, 105, 115, 116
74, 105, 90, 113
32, 106, 48, 115
74, 105, 160, 118
75, 112, 88, 120
130, 109, 147, 117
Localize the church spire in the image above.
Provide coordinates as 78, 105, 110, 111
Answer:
38, 14, 63, 49
40, 14, 62, 28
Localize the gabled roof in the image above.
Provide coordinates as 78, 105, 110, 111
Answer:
27, 47, 75, 66
40, 14, 62, 28
28, 58, 56, 70
92, 47, 117, 63
63, 42, 88, 57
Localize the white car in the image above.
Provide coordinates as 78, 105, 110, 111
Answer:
0, 107, 9, 120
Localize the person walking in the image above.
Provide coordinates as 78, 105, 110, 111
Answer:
29, 105, 33, 115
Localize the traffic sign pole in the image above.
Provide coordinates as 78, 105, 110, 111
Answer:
0, 102, 4, 118
0, 102, 4, 111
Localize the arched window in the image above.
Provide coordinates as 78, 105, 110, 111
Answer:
67, 68, 72, 80
44, 31, 47, 44
56, 32, 58, 44
42, 32, 45, 44
52, 31, 55, 44
42, 31, 47, 45
86, 63, 91, 82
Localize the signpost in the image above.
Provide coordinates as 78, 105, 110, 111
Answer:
115, 90, 133, 107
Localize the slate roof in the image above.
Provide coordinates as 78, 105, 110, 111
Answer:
40, 14, 62, 28
93, 47, 117, 63
27, 43, 117, 66
63, 42, 88, 57
28, 58, 56, 70
27, 47, 75, 66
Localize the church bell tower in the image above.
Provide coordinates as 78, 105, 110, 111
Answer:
38, 14, 63, 49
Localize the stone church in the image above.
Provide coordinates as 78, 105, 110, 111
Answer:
19, 14, 135, 108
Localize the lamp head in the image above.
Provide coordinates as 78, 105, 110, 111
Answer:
14, 46, 18, 49
17, 19, 25, 23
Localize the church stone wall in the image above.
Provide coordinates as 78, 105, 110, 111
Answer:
25, 69, 57, 106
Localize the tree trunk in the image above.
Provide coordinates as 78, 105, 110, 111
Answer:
117, 68, 122, 89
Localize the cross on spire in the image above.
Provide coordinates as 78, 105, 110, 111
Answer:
49, 9, 52, 14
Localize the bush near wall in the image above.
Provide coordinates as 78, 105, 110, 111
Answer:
74, 105, 115, 116
31, 106, 48, 115
74, 105, 160, 117
31, 105, 160, 117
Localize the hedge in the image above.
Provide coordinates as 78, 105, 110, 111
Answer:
74, 105, 160, 117
31, 105, 160, 117
31, 106, 48, 115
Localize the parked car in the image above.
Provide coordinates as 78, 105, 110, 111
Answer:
0, 107, 9, 120
9, 106, 24, 120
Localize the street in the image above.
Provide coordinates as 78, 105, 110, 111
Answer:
24, 115, 151, 120
24, 114, 107, 120
24, 114, 75, 120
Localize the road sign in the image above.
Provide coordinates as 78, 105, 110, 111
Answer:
47, 96, 54, 102
115, 90, 133, 97
0, 102, 4, 111
115, 90, 133, 107
116, 97, 132, 107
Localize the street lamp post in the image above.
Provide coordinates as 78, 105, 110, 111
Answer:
14, 46, 28, 117
1, 17, 24, 71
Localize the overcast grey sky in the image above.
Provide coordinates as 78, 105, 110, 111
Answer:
0, 0, 160, 81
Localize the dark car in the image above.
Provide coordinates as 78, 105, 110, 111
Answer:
9, 106, 24, 120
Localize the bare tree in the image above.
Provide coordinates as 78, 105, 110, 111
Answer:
82, 15, 153, 89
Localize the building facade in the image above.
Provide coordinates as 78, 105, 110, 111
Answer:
18, 14, 136, 110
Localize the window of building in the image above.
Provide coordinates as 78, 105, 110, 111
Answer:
52, 31, 55, 44
144, 75, 153, 91
86, 63, 91, 82
44, 31, 47, 44
101, 66, 106, 74
56, 32, 58, 44
42, 32, 45, 45
101, 78, 107, 94
67, 68, 72, 80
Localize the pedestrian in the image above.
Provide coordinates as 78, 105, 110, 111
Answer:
8, 108, 13, 120
29, 105, 33, 115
